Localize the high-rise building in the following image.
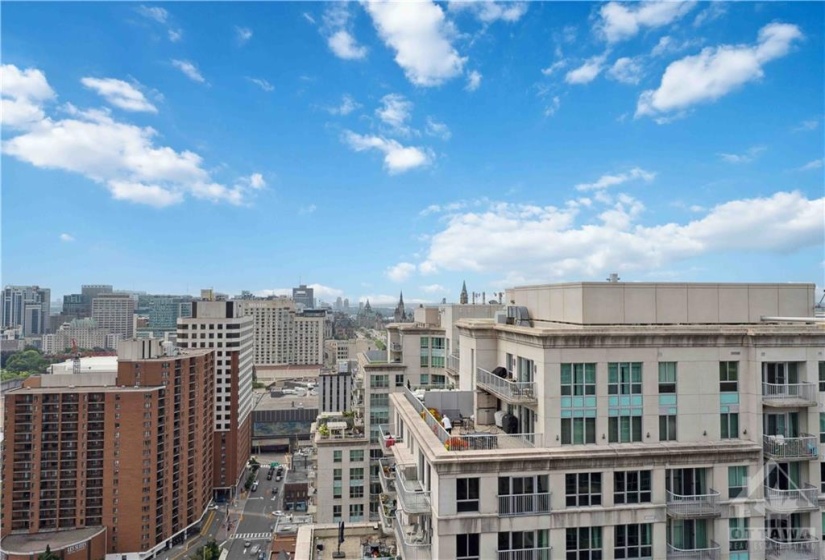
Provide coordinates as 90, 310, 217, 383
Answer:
319, 362, 354, 413
41, 318, 114, 354
2, 285, 51, 335
176, 301, 253, 499
139, 295, 194, 334
92, 293, 135, 338
295, 309, 325, 365
380, 281, 824, 560
0, 339, 214, 557
293, 284, 315, 310
237, 299, 325, 366
81, 285, 113, 302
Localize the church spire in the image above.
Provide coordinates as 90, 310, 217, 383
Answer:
460, 281, 468, 305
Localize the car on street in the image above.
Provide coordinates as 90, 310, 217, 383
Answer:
266, 472, 272, 480
257, 552, 265, 560
251, 546, 260, 554
244, 541, 251, 549
273, 510, 284, 516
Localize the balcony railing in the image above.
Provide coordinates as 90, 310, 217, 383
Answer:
762, 382, 818, 407
393, 510, 430, 560
446, 352, 460, 374
763, 434, 819, 460
498, 549, 552, 560
764, 484, 819, 512
666, 489, 721, 518
666, 541, 720, 560
378, 424, 401, 452
498, 492, 551, 516
476, 367, 537, 405
396, 468, 430, 514
765, 537, 820, 560
378, 458, 396, 494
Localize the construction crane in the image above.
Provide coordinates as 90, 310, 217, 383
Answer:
71, 338, 81, 375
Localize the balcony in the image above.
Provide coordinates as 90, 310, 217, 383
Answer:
666, 541, 720, 560
498, 549, 552, 560
396, 467, 431, 514
476, 367, 537, 405
378, 498, 395, 534
498, 492, 551, 516
763, 434, 819, 461
765, 537, 820, 560
762, 383, 818, 407
764, 484, 819, 512
378, 424, 401, 452
378, 458, 396, 495
393, 510, 430, 560
446, 352, 460, 375
666, 489, 721, 518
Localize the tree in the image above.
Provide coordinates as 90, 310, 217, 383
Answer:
39, 545, 59, 560
5, 348, 50, 376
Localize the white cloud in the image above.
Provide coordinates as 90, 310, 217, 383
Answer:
565, 55, 606, 85
718, 145, 766, 164
608, 57, 644, 85
323, 4, 368, 60
59, 233, 75, 242
541, 59, 567, 76
171, 60, 206, 84
651, 36, 703, 57
299, 204, 317, 215
328, 30, 368, 60
418, 191, 824, 281
247, 77, 274, 92
246, 173, 266, 189
168, 29, 183, 42
236, 26, 253, 44
386, 262, 416, 282
637, 23, 803, 119
1, 66, 262, 208
420, 284, 447, 294
419, 201, 466, 216
81, 77, 157, 113
449, 2, 529, 24
798, 158, 823, 171
425, 117, 451, 140
575, 167, 656, 192
376, 94, 413, 133
597, 1, 697, 43
342, 131, 432, 174
364, 0, 466, 87
544, 96, 561, 117
793, 118, 819, 132
302, 13, 316, 25
327, 94, 361, 116
693, 2, 727, 27
0, 65, 55, 129
465, 70, 482, 91
136, 5, 168, 24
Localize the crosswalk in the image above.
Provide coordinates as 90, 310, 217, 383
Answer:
232, 533, 271, 540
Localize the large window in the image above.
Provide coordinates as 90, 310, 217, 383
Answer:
565, 472, 601, 507
615, 524, 652, 559
499, 531, 550, 559
720, 362, 739, 392
349, 504, 363, 521
350, 467, 364, 481
728, 466, 748, 499
566, 527, 602, 560
561, 363, 596, 395
562, 418, 596, 445
614, 471, 651, 504
609, 416, 642, 443
456, 534, 479, 560
721, 412, 739, 439
350, 450, 364, 462
372, 374, 389, 388
658, 362, 677, 393
332, 505, 342, 522
819, 362, 825, 392
457, 478, 480, 512
729, 518, 748, 553
349, 486, 364, 498
333, 450, 341, 463
608, 363, 642, 394
659, 415, 677, 441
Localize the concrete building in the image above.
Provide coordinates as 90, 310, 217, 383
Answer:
42, 318, 114, 354
1, 339, 215, 559
138, 295, 193, 334
92, 294, 135, 338
292, 284, 315, 310
2, 285, 51, 336
380, 281, 824, 560
295, 310, 325, 365
237, 298, 325, 366
319, 363, 354, 413
176, 300, 253, 499
324, 338, 377, 367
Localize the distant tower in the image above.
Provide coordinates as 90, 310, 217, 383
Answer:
394, 292, 406, 323
459, 281, 468, 305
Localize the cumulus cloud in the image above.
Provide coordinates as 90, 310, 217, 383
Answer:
376, 93, 413, 133
326, 94, 360, 116
541, 59, 567, 76
465, 70, 482, 91
342, 131, 432, 174
136, 5, 182, 42
0, 65, 55, 129
597, 1, 697, 43
323, 4, 368, 60
608, 57, 644, 85
329, 30, 368, 60
1, 65, 263, 208
59, 233, 75, 242
693, 2, 728, 27
449, 2, 529, 24
637, 23, 803, 119
575, 167, 655, 192
386, 262, 416, 282
565, 55, 606, 85
418, 191, 824, 282
364, 0, 466, 87
235, 26, 253, 44
171, 60, 206, 84
718, 146, 766, 164
81, 77, 157, 113
425, 117, 451, 140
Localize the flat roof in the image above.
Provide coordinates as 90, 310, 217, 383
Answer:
1, 526, 106, 554
7, 384, 160, 395
255, 393, 319, 412
50, 356, 118, 374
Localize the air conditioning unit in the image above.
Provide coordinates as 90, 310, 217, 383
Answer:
494, 410, 507, 428
506, 306, 531, 327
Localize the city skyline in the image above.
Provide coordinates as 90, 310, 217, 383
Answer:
2, 2, 823, 305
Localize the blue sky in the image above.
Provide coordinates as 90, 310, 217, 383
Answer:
2, 1, 823, 306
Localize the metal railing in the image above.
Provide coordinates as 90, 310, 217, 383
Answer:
446, 352, 460, 373
476, 367, 537, 404
763, 434, 819, 460
498, 492, 551, 516
764, 484, 819, 512
498, 548, 552, 560
666, 489, 721, 517
396, 467, 431, 513
378, 424, 401, 451
762, 382, 818, 406
393, 510, 430, 560
765, 537, 820, 560
666, 541, 720, 560
378, 458, 396, 494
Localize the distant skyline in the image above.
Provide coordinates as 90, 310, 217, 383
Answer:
2, 2, 823, 305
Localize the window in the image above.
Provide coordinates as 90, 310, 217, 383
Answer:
498, 475, 550, 514
349, 486, 364, 499
821, 463, 825, 494
721, 413, 739, 439
333, 486, 341, 499
420, 354, 429, 368
349, 503, 363, 521
561, 418, 596, 444
370, 393, 389, 408
720, 362, 739, 392
457, 478, 480, 512
819, 362, 825, 392
609, 416, 642, 443
614, 471, 651, 504
349, 450, 364, 462
350, 467, 364, 481
608, 363, 642, 394
499, 530, 549, 558
729, 518, 748, 552
333, 468, 342, 481
729, 466, 748, 499
456, 534, 480, 560
372, 375, 389, 388
565, 472, 601, 507
561, 363, 596, 395
820, 413, 825, 444
420, 337, 429, 348
659, 362, 677, 393
659, 414, 677, 441
566, 527, 602, 560
615, 524, 651, 559
333, 450, 342, 463
395, 375, 405, 387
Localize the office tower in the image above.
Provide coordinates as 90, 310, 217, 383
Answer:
237, 299, 325, 366
176, 301, 253, 499
2, 285, 51, 335
0, 339, 214, 557
91, 294, 135, 338
62, 293, 87, 320
319, 362, 353, 413
293, 284, 315, 310
142, 295, 194, 333
295, 309, 325, 365
81, 285, 113, 302
380, 281, 823, 560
